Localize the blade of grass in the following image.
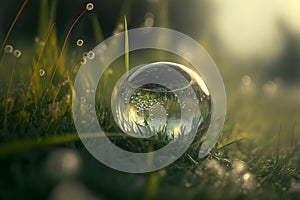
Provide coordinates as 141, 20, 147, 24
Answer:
49, 0, 57, 25
92, 14, 104, 43
271, 144, 300, 178
0, 133, 134, 158
124, 16, 129, 73
19, 22, 55, 121
0, 0, 29, 70
45, 84, 62, 132
13, 23, 55, 133
0, 131, 178, 159
49, 9, 87, 85
3, 60, 16, 130
38, 0, 50, 37
118, 0, 132, 24
291, 122, 296, 148
276, 124, 281, 163
145, 171, 164, 200
217, 137, 247, 150
157, 0, 169, 27
147, 142, 154, 170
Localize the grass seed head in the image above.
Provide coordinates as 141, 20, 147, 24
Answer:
76, 39, 84, 47
86, 3, 94, 11
88, 51, 95, 60
13, 49, 22, 58
80, 57, 87, 65
39, 69, 45, 77
82, 52, 88, 58
4, 45, 13, 53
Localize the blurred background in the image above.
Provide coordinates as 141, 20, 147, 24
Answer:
3, 0, 297, 133
1, 0, 300, 98
0, 0, 300, 199
1, 0, 300, 83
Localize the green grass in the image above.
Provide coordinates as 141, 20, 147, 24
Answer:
0, 1, 300, 200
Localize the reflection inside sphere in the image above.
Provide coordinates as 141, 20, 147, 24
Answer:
111, 62, 211, 140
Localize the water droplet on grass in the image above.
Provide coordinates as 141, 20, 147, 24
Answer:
111, 61, 211, 138
76, 39, 84, 47
86, 3, 94, 11
13, 49, 22, 58
80, 97, 86, 103
4, 45, 13, 53
39, 69, 45, 77
80, 57, 87, 65
86, 89, 95, 93
88, 51, 95, 60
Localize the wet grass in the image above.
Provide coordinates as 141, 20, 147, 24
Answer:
0, 1, 300, 200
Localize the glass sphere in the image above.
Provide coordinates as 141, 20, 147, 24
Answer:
111, 62, 211, 140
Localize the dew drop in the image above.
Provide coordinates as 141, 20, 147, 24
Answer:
39, 69, 46, 77
13, 49, 22, 58
4, 45, 13, 53
76, 39, 84, 47
86, 89, 95, 93
111, 62, 212, 139
80, 97, 86, 103
86, 3, 94, 11
88, 51, 95, 60
80, 57, 87, 65
34, 37, 40, 43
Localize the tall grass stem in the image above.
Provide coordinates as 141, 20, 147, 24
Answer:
4, 60, 17, 130
0, 0, 29, 70
124, 16, 129, 73
49, 9, 87, 85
